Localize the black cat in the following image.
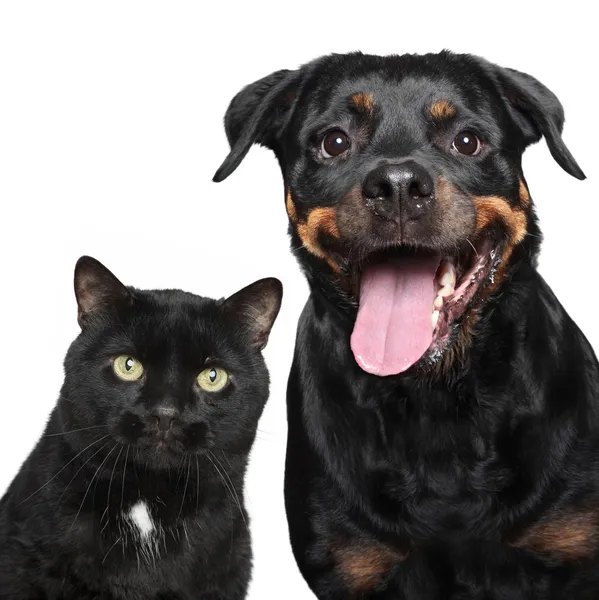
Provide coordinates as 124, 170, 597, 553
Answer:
0, 256, 282, 600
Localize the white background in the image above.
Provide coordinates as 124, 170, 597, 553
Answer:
0, 2, 597, 598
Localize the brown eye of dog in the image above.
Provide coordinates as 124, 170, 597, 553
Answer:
452, 131, 481, 156
321, 130, 350, 158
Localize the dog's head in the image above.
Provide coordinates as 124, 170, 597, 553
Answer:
214, 51, 585, 377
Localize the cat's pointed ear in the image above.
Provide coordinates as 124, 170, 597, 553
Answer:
213, 69, 300, 183
491, 64, 585, 180
221, 278, 283, 351
74, 256, 132, 328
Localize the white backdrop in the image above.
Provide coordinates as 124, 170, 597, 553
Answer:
0, 2, 597, 598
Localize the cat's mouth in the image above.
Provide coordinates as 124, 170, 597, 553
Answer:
115, 412, 211, 466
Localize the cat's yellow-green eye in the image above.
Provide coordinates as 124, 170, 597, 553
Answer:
197, 367, 229, 392
113, 356, 144, 381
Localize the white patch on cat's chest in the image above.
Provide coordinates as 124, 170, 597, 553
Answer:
122, 500, 163, 564
128, 501, 155, 539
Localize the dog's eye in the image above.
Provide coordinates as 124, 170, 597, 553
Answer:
452, 131, 481, 156
321, 130, 350, 158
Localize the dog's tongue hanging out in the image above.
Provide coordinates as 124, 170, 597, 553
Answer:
351, 254, 440, 376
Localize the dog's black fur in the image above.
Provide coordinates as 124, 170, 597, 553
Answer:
215, 52, 598, 598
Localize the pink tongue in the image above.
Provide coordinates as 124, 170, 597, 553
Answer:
351, 255, 440, 376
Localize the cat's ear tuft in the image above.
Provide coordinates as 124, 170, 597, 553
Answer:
221, 278, 283, 351
74, 256, 132, 328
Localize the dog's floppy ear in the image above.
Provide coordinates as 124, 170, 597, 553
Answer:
494, 66, 585, 180
213, 69, 299, 182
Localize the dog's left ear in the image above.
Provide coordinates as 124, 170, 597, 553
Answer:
494, 66, 585, 180
213, 69, 300, 183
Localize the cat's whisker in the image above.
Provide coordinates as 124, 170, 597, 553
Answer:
220, 451, 232, 469
182, 519, 190, 547
206, 450, 248, 534
178, 457, 191, 521
69, 443, 119, 534
228, 495, 234, 559
102, 535, 122, 566
54, 439, 113, 509
18, 433, 112, 505
205, 453, 238, 522
120, 446, 130, 513
195, 456, 200, 514
174, 455, 184, 488
44, 425, 109, 438
101, 444, 124, 530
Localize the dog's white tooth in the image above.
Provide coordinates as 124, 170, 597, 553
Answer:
437, 261, 449, 280
433, 295, 444, 310
432, 310, 440, 330
439, 284, 454, 298
440, 263, 456, 287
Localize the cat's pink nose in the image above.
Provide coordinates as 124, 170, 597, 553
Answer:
150, 406, 179, 432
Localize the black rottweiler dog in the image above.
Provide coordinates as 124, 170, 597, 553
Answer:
214, 51, 597, 598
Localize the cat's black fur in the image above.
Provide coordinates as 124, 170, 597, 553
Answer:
0, 256, 282, 600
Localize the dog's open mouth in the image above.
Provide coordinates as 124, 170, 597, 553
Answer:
350, 237, 501, 376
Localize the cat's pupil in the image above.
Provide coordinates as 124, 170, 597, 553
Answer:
125, 358, 135, 371
209, 369, 217, 382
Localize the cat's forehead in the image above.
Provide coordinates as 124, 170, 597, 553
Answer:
133, 290, 224, 342
139, 288, 217, 311
86, 289, 237, 362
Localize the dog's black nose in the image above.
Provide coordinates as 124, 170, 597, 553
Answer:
150, 406, 179, 432
362, 161, 434, 223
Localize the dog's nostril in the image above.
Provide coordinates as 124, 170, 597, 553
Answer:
364, 178, 393, 201
377, 181, 394, 200
408, 175, 433, 199
408, 181, 422, 199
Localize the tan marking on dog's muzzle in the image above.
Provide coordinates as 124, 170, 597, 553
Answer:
287, 191, 341, 272
296, 208, 341, 272
473, 196, 528, 246
519, 178, 531, 207
473, 195, 528, 286
286, 190, 298, 223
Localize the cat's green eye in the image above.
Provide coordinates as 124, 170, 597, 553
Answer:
197, 367, 229, 393
113, 356, 144, 381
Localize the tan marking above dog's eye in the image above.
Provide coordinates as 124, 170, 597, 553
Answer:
350, 93, 374, 114
430, 99, 456, 120
322, 130, 351, 158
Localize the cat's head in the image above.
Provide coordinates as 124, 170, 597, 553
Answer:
59, 256, 282, 468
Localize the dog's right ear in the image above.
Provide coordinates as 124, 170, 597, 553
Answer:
213, 69, 299, 182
